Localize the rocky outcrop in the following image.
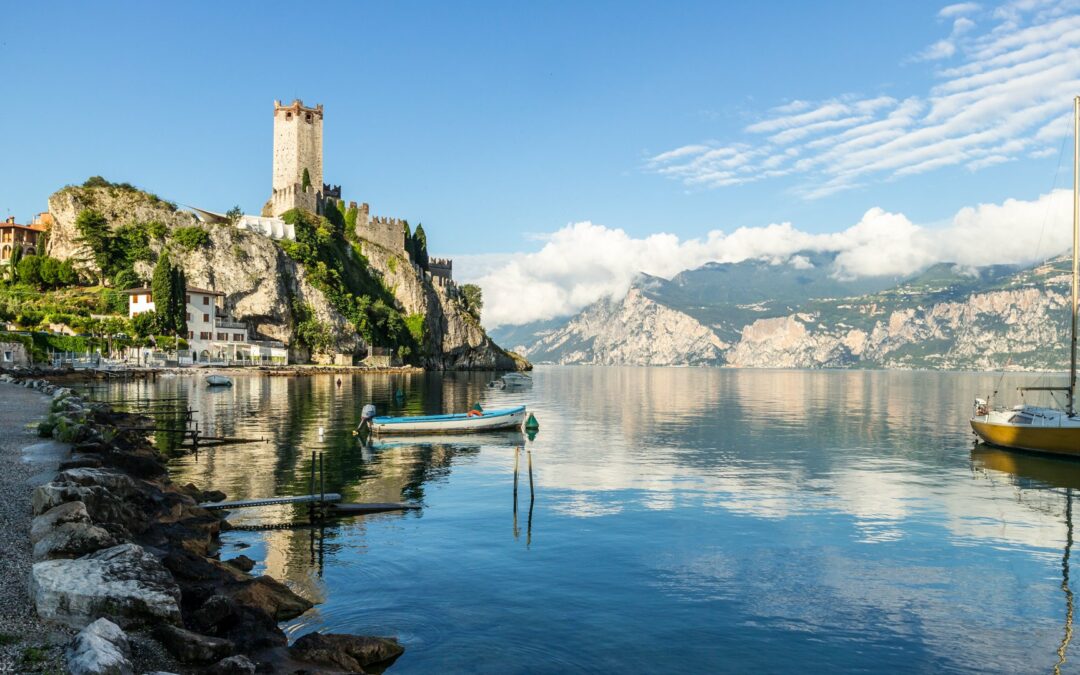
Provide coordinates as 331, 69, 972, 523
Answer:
32, 543, 183, 630
289, 632, 405, 673
10, 376, 407, 672
519, 288, 727, 365
359, 241, 520, 370
46, 184, 524, 369
66, 618, 133, 675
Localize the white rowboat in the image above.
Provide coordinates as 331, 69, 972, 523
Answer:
205, 375, 233, 387
367, 405, 527, 435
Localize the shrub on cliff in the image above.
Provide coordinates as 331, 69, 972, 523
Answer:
172, 226, 210, 251
279, 209, 420, 360
75, 209, 153, 286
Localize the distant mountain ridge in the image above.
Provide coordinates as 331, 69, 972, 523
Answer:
488, 253, 1069, 370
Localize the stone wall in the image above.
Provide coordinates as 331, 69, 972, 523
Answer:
429, 257, 452, 282
352, 202, 406, 252
0, 341, 30, 369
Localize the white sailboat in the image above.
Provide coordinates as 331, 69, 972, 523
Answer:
971, 95, 1080, 456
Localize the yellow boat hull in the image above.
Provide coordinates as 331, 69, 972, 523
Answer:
971, 419, 1080, 456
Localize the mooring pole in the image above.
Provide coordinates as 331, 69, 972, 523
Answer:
528, 450, 534, 503
319, 452, 325, 519
309, 451, 316, 524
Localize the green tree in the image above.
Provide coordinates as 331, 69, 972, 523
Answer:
57, 260, 79, 286
7, 246, 22, 283
413, 223, 429, 270
17, 256, 42, 288
151, 256, 175, 335
74, 209, 112, 284
131, 311, 157, 339
302, 168, 312, 191
171, 267, 187, 335
403, 221, 414, 260
461, 284, 483, 320
226, 205, 243, 225
39, 257, 61, 288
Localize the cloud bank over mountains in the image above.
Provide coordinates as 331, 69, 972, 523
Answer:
648, 0, 1080, 199
465, 189, 1070, 327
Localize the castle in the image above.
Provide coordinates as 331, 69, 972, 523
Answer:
261, 99, 453, 284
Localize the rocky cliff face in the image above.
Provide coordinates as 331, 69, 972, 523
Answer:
46, 184, 523, 369
515, 288, 728, 366
355, 242, 521, 370
500, 257, 1073, 370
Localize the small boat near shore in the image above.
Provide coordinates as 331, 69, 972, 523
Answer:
206, 374, 233, 387
488, 373, 533, 390
359, 404, 527, 435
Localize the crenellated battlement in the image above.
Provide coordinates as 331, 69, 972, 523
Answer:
429, 257, 453, 282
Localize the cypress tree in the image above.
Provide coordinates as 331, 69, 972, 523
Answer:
403, 221, 414, 259
8, 246, 22, 283
302, 168, 312, 191
150, 256, 174, 335
172, 267, 188, 336
413, 223, 429, 270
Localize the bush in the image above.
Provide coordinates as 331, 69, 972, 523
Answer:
173, 226, 210, 251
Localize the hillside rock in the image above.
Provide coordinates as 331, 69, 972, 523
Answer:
359, 241, 519, 369
519, 288, 727, 365
32, 543, 182, 629
46, 184, 525, 368
506, 256, 1075, 370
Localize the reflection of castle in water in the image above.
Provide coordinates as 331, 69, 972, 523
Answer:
110, 373, 500, 591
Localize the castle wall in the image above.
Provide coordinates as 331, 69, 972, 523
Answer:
429, 257, 453, 281
272, 100, 323, 200
352, 203, 406, 252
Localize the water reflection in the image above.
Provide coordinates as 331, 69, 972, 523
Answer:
83, 368, 1080, 673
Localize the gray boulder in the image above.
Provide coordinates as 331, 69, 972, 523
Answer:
205, 655, 256, 674
31, 500, 91, 543
289, 632, 405, 671
154, 624, 234, 665
32, 543, 181, 629
66, 617, 133, 675
33, 520, 116, 561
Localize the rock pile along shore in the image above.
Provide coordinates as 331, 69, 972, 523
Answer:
3, 375, 405, 674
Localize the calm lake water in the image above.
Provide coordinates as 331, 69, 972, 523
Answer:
84, 367, 1080, 673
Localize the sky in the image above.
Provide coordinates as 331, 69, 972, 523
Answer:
3, 0, 1080, 326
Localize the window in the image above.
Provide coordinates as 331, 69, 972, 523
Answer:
1008, 414, 1034, 424
186, 312, 191, 321
186, 294, 190, 303
234, 333, 244, 342
144, 294, 151, 303
217, 333, 226, 341
199, 332, 210, 340
286, 112, 293, 120
202, 296, 209, 305
203, 313, 210, 322
188, 331, 193, 339
2, 351, 11, 363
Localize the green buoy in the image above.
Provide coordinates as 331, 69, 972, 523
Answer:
524, 413, 539, 433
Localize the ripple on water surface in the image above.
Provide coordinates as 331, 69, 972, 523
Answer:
86, 368, 1080, 673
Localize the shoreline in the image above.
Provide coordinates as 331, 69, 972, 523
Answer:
1, 375, 405, 674
0, 381, 71, 672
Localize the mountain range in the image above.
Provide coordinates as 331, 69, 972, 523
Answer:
488, 252, 1071, 370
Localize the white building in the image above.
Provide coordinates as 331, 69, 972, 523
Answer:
125, 286, 287, 364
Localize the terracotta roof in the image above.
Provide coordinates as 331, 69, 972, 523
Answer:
122, 286, 224, 297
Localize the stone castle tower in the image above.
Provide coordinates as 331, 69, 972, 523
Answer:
269, 99, 331, 217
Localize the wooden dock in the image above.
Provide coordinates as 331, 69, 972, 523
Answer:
199, 493, 342, 510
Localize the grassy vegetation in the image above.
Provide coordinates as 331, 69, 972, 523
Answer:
278, 209, 421, 361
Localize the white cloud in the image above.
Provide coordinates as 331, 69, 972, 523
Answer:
648, 0, 1080, 198
480, 189, 1071, 327
940, 2, 982, 18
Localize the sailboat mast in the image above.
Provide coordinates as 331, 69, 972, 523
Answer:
1071, 95, 1079, 416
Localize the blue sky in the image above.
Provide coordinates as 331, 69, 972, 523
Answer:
3, 1, 1079, 325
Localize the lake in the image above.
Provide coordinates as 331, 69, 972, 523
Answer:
84, 367, 1080, 673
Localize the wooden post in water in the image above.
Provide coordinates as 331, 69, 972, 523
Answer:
309, 451, 317, 524
513, 448, 520, 539
528, 450, 534, 503
319, 452, 325, 519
